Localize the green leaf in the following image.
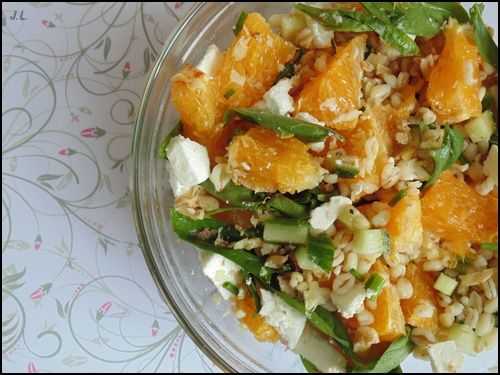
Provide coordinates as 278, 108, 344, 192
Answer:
392, 3, 448, 37
307, 233, 335, 272
295, 4, 371, 32
470, 3, 498, 70
359, 7, 419, 55
356, 332, 414, 373
158, 122, 181, 159
233, 11, 248, 35
301, 356, 319, 373
2, 268, 26, 285
229, 108, 339, 142
275, 48, 305, 83
424, 126, 464, 188
480, 242, 498, 251
222, 281, 239, 295
201, 180, 263, 209
429, 2, 469, 23
277, 292, 353, 356
170, 209, 225, 239
56, 299, 65, 319
267, 194, 307, 218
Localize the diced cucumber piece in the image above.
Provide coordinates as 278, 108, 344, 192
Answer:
263, 219, 309, 244
294, 325, 347, 373
338, 206, 370, 230
295, 246, 324, 273
352, 229, 390, 255
464, 111, 495, 143
335, 160, 359, 178
268, 194, 307, 218
433, 273, 458, 296
447, 324, 477, 355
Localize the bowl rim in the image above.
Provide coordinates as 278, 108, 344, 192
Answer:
130, 2, 231, 373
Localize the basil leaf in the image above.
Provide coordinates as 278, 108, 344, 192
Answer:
275, 48, 305, 84
429, 2, 469, 23
301, 356, 319, 373
233, 11, 248, 35
356, 332, 414, 373
294, 4, 370, 32
228, 108, 339, 142
392, 3, 449, 37
170, 208, 224, 239
201, 180, 263, 209
359, 7, 419, 56
276, 292, 353, 356
424, 126, 464, 188
267, 194, 307, 218
470, 3, 498, 70
307, 233, 335, 273
158, 122, 181, 159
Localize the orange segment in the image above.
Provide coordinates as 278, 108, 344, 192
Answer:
336, 111, 391, 200
386, 192, 423, 261
426, 20, 482, 124
368, 262, 406, 342
400, 263, 439, 331
227, 127, 325, 193
296, 35, 366, 130
217, 13, 296, 109
234, 294, 279, 343
422, 171, 498, 256
171, 66, 223, 160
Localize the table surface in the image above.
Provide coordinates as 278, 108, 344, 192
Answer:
2, 2, 219, 372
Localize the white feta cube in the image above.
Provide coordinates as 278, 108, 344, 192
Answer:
263, 78, 294, 115
201, 253, 242, 300
428, 341, 464, 373
331, 282, 366, 319
309, 196, 353, 232
167, 163, 190, 197
196, 44, 222, 77
259, 290, 306, 349
166, 135, 210, 196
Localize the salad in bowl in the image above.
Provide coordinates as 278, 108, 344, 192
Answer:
158, 2, 498, 373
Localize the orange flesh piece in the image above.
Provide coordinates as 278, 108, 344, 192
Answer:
400, 263, 439, 331
234, 295, 279, 343
227, 127, 325, 193
421, 171, 498, 256
296, 35, 366, 130
368, 262, 406, 342
426, 20, 482, 124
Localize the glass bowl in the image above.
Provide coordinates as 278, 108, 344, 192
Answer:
131, 2, 498, 373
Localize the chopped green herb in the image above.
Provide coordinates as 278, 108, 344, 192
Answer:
268, 194, 307, 218
307, 233, 336, 273
480, 242, 498, 251
158, 122, 181, 159
389, 189, 407, 206
301, 356, 319, 373
224, 88, 236, 99
244, 272, 261, 312
470, 4, 498, 70
424, 126, 464, 189
350, 268, 364, 281
222, 281, 239, 295
365, 273, 385, 297
335, 160, 359, 178
228, 108, 342, 142
220, 225, 243, 242
233, 11, 248, 35
275, 48, 305, 83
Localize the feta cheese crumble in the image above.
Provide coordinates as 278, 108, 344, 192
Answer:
263, 78, 294, 115
259, 289, 306, 349
196, 44, 222, 77
166, 135, 210, 197
201, 253, 242, 300
428, 341, 464, 373
309, 196, 353, 232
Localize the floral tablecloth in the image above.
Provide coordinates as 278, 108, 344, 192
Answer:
2, 2, 219, 372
